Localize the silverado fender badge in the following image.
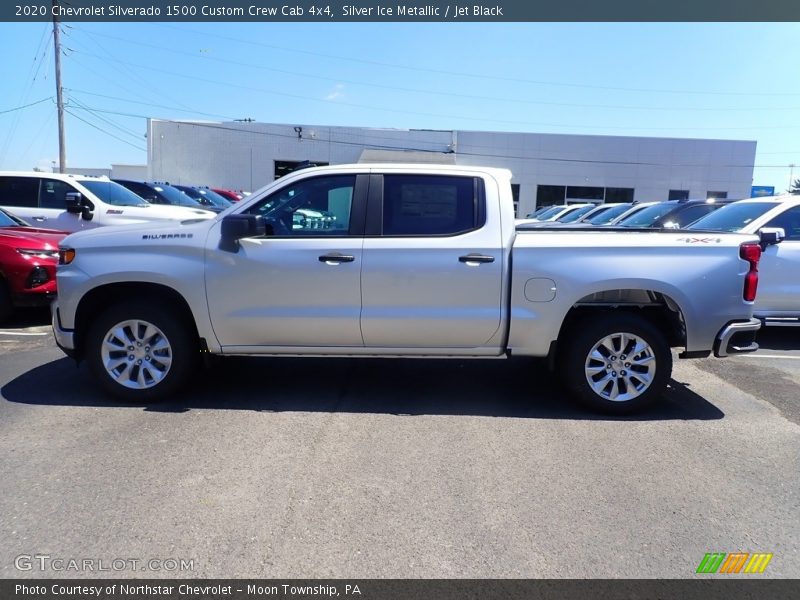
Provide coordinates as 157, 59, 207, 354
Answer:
106, 209, 123, 215
141, 233, 194, 240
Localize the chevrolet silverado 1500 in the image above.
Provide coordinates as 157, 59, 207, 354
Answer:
52, 164, 767, 413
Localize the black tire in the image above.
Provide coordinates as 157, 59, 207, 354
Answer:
559, 313, 672, 415
86, 300, 197, 402
0, 278, 13, 323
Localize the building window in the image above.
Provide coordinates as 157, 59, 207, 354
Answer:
707, 191, 728, 199
668, 189, 690, 201
274, 160, 329, 180
537, 185, 565, 208
605, 188, 634, 203
566, 186, 604, 201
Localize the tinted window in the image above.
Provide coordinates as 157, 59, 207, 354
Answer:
249, 175, 354, 236
0, 177, 39, 208
382, 175, 482, 236
39, 178, 76, 209
151, 184, 204, 208
586, 203, 633, 225
686, 202, 776, 232
557, 204, 597, 223
81, 180, 149, 207
617, 203, 678, 227
117, 181, 159, 202
664, 204, 716, 227
765, 206, 800, 241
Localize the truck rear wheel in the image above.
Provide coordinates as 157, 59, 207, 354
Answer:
559, 313, 671, 414
86, 300, 196, 402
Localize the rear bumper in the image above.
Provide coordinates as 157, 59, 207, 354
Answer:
714, 318, 761, 358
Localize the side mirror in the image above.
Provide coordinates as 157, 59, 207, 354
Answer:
66, 192, 94, 220
65, 192, 83, 214
759, 227, 785, 250
219, 214, 266, 252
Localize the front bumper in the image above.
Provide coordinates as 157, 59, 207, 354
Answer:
51, 300, 76, 358
714, 318, 761, 358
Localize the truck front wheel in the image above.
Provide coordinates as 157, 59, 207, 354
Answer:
86, 300, 196, 402
559, 313, 672, 414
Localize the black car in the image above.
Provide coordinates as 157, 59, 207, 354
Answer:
113, 180, 218, 212
173, 185, 233, 212
614, 198, 736, 229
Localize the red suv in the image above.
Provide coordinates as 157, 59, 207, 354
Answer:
0, 208, 67, 320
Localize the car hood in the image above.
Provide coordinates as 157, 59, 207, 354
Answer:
61, 217, 213, 248
0, 226, 67, 249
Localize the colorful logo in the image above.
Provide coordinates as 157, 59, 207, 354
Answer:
696, 552, 773, 574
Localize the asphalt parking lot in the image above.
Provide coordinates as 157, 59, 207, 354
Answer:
0, 309, 798, 578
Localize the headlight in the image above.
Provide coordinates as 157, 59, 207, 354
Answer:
16, 248, 59, 260
59, 248, 76, 265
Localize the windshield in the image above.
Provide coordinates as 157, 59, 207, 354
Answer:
533, 206, 563, 220
194, 188, 233, 208
0, 208, 28, 227
152, 184, 205, 208
557, 205, 596, 223
616, 203, 676, 227
81, 180, 150, 207
685, 202, 777, 232
585, 204, 632, 225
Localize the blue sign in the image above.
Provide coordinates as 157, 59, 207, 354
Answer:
751, 186, 775, 197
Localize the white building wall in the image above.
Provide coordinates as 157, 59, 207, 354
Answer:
148, 120, 756, 216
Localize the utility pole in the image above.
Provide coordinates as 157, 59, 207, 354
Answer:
52, 0, 66, 172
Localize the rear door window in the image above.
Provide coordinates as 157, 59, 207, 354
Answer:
0, 176, 40, 208
381, 175, 484, 236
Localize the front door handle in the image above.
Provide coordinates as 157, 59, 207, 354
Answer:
319, 254, 355, 264
30, 216, 47, 222
459, 254, 495, 264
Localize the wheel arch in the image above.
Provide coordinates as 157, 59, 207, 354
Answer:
550, 288, 687, 367
73, 282, 200, 360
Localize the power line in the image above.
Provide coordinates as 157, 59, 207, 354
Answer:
0, 97, 54, 116
71, 27, 800, 113
65, 50, 800, 133
64, 108, 146, 152
160, 23, 800, 99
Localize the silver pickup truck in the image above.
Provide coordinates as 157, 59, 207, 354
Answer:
52, 164, 767, 413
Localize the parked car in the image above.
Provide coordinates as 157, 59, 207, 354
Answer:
211, 188, 244, 203
517, 203, 595, 225
53, 164, 766, 414
0, 207, 67, 321
0, 172, 216, 233
173, 186, 234, 212
686, 195, 800, 324
614, 198, 736, 229
524, 206, 555, 219
113, 180, 217, 212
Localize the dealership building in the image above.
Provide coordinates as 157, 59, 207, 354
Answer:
145, 118, 756, 217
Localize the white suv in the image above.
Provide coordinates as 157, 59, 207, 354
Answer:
0, 172, 215, 232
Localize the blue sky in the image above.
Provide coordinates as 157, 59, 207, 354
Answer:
1, 22, 799, 191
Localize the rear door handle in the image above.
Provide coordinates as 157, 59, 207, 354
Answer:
459, 254, 495, 264
31, 216, 47, 222
319, 254, 355, 264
